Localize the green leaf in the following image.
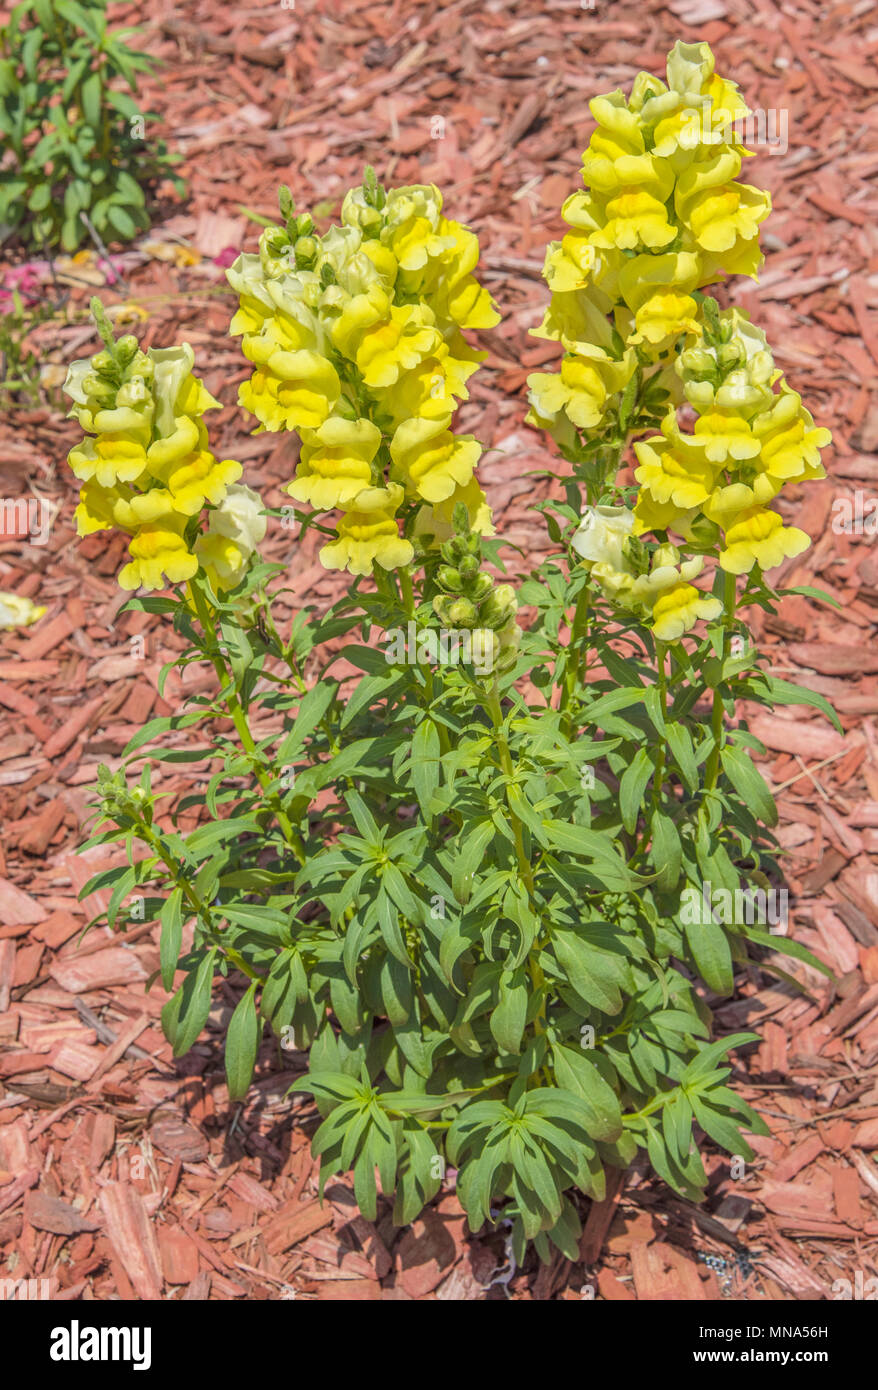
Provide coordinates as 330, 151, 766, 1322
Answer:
551, 1044, 622, 1141
665, 722, 699, 791
410, 718, 441, 821
225, 982, 262, 1101
721, 744, 777, 827
161, 950, 216, 1057
159, 888, 184, 991
79, 71, 101, 129
683, 911, 734, 996
649, 812, 681, 892
489, 968, 528, 1054
619, 747, 653, 834
762, 675, 842, 735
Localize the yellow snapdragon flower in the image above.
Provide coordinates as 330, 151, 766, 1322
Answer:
413, 477, 494, 545
719, 506, 810, 574
228, 177, 496, 580
527, 349, 636, 432
287, 417, 383, 510
118, 514, 199, 592
390, 415, 482, 504
319, 483, 414, 576
652, 581, 723, 641
194, 484, 266, 592
633, 423, 718, 510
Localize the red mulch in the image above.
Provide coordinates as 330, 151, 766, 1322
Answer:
1, 0, 878, 1301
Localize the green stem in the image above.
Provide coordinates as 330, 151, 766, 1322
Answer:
398, 565, 451, 758
652, 640, 668, 809
189, 583, 306, 863
139, 824, 259, 981
560, 581, 590, 738
703, 570, 737, 797
485, 680, 546, 1033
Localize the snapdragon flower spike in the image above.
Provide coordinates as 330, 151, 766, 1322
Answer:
64, 305, 251, 594
526, 40, 771, 451
431, 507, 521, 678
227, 176, 499, 578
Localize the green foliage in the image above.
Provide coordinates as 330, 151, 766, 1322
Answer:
76, 474, 833, 1261
0, 287, 63, 405
0, 0, 183, 251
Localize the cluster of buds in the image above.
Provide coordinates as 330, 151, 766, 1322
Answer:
527, 40, 772, 451
64, 303, 263, 594
226, 172, 499, 577
94, 763, 152, 828
432, 511, 520, 677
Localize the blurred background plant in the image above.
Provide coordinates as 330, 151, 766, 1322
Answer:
0, 0, 183, 254
0, 280, 67, 408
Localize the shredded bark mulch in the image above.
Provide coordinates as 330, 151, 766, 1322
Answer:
1, 0, 877, 1300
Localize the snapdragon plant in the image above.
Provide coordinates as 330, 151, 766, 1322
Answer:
68, 43, 837, 1264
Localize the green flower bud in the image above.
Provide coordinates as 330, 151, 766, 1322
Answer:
717, 341, 744, 370
459, 554, 479, 581
437, 565, 462, 591
116, 334, 139, 362
295, 236, 318, 268
470, 574, 493, 602
117, 378, 149, 408
448, 597, 477, 626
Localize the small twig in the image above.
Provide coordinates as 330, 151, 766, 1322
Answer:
78, 211, 130, 295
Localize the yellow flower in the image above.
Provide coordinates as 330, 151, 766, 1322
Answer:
376, 340, 482, 427
319, 483, 414, 576
413, 478, 494, 545
719, 506, 810, 574
145, 415, 202, 473
619, 252, 702, 349
0, 592, 46, 629
287, 417, 382, 509
581, 94, 649, 192
541, 232, 598, 293
652, 581, 723, 641
751, 386, 831, 487
193, 533, 250, 592
194, 483, 266, 591
632, 491, 700, 538
380, 185, 453, 272
531, 280, 618, 354
74, 479, 130, 536
630, 548, 706, 604
675, 151, 770, 274
633, 426, 718, 510
118, 516, 199, 592
332, 286, 440, 389
390, 415, 481, 504
238, 350, 340, 431
527, 349, 635, 431
590, 187, 677, 252
68, 435, 149, 489
155, 453, 243, 517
